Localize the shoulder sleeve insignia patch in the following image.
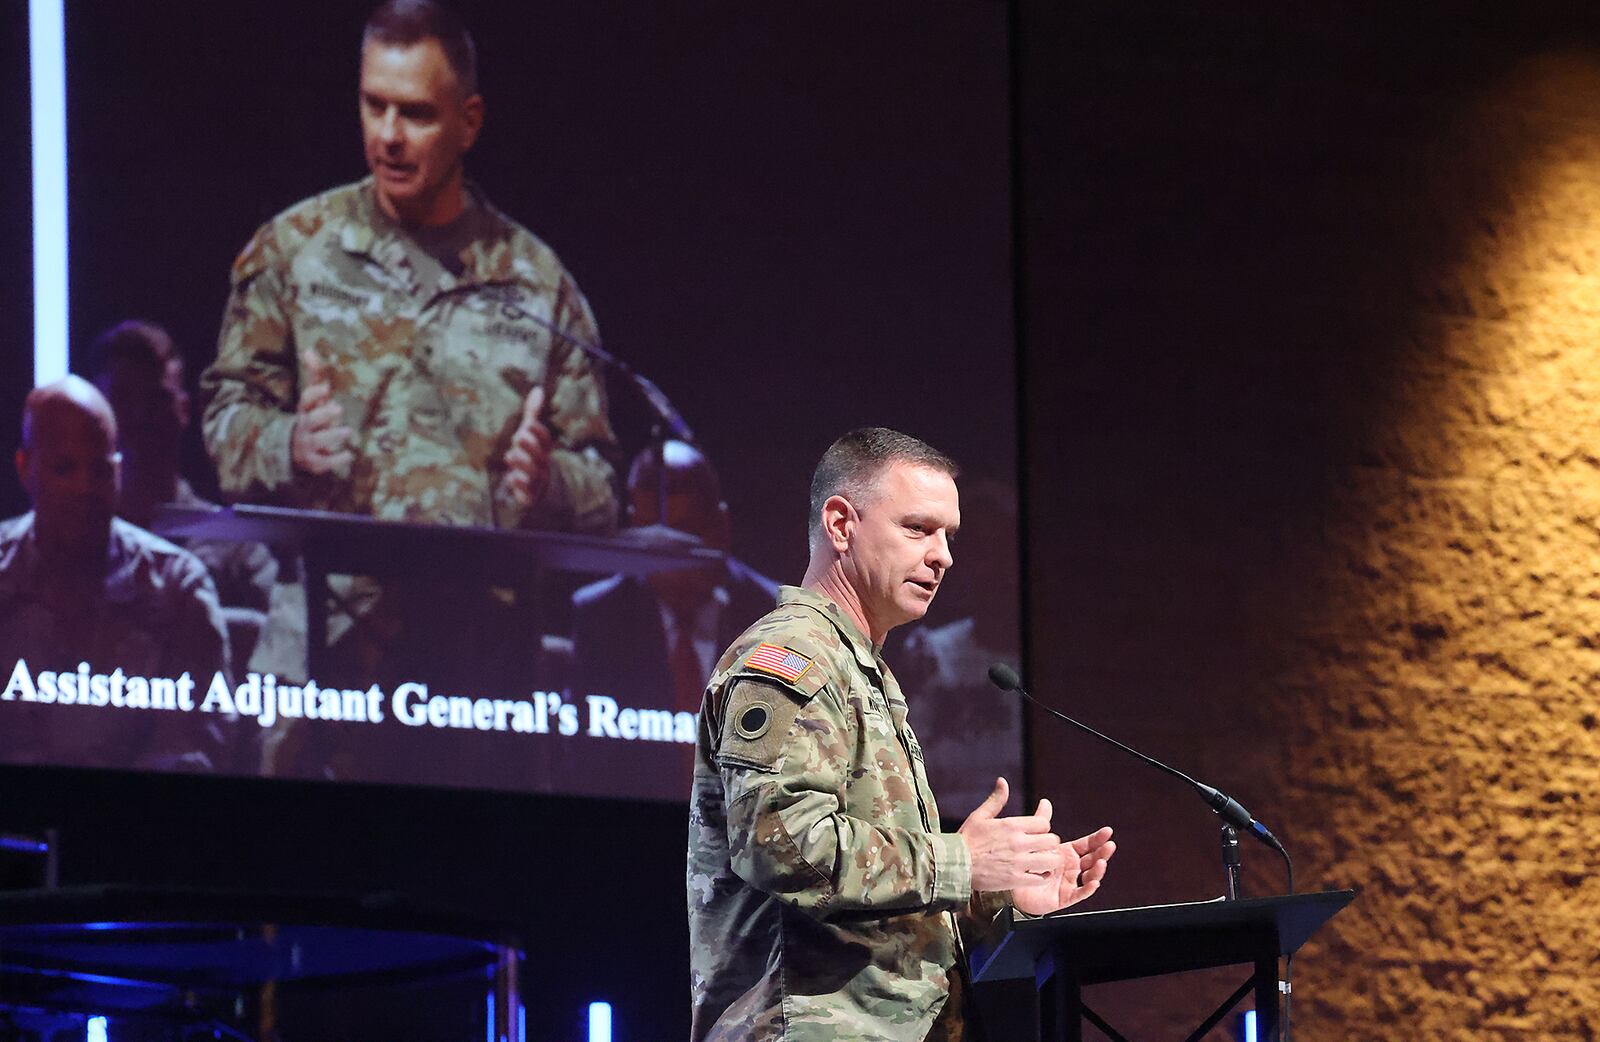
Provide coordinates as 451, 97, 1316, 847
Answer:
733, 700, 773, 740
744, 643, 814, 683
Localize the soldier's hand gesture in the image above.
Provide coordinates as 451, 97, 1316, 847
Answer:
959, 777, 1071, 892
291, 349, 354, 476
500, 386, 553, 508
1010, 816, 1116, 916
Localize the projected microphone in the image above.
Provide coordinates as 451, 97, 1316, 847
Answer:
985, 664, 1288, 860
518, 313, 696, 444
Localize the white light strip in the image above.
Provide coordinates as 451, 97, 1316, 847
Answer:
86, 1015, 108, 1042
30, 0, 69, 386
588, 1001, 612, 1042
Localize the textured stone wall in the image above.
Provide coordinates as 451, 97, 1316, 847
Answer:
1271, 56, 1600, 1041
1021, 6, 1600, 1040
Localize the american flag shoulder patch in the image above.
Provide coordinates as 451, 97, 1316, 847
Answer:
744, 643, 814, 683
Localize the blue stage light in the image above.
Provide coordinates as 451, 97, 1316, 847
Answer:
86, 1016, 108, 1042
588, 1001, 612, 1042
1241, 1008, 1257, 1042
29, 0, 69, 385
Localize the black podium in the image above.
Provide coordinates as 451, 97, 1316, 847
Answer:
971, 890, 1355, 1042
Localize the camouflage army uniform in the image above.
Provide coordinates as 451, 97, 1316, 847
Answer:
688, 585, 1007, 1042
200, 177, 617, 533
0, 513, 231, 771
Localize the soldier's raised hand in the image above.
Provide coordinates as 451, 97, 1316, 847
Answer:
1010, 817, 1116, 916
958, 777, 1071, 892
500, 386, 553, 508
291, 349, 354, 476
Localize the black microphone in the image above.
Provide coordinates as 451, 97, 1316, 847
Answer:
986, 664, 1287, 858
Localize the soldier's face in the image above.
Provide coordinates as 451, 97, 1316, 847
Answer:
16, 405, 120, 560
839, 463, 959, 636
359, 39, 483, 224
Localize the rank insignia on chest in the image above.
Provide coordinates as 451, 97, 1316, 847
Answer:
744, 643, 814, 683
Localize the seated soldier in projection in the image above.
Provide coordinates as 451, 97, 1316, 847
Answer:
570, 440, 777, 714
89, 320, 280, 681
0, 377, 234, 772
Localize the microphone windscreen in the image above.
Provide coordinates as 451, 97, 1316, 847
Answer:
987, 663, 1022, 692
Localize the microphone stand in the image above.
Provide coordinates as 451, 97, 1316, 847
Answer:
1221, 825, 1243, 901
517, 313, 697, 523
986, 664, 1299, 1039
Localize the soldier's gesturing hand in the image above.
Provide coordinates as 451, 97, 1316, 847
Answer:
500, 386, 553, 508
959, 777, 1071, 892
1010, 817, 1116, 916
291, 350, 355, 476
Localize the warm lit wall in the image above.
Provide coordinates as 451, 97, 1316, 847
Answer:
1269, 53, 1600, 1040
1021, 5, 1600, 1040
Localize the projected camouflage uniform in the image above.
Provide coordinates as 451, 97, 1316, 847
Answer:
688, 585, 1006, 1042
199, 178, 618, 707
201, 177, 617, 533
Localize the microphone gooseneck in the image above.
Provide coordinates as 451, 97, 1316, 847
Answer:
985, 663, 1291, 876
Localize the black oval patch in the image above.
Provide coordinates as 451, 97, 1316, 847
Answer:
735, 702, 773, 740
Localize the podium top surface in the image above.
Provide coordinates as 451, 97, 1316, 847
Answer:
154, 503, 723, 581
971, 890, 1356, 985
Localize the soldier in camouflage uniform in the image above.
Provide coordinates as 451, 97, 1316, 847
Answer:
688, 429, 1117, 1042
198, 1, 616, 708
0, 378, 231, 772
201, 2, 616, 534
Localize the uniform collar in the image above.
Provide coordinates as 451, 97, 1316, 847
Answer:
778, 584, 882, 674
340, 177, 523, 287
0, 513, 140, 604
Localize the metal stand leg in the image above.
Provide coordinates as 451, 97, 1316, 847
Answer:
1254, 953, 1280, 1042
1221, 826, 1243, 901
1045, 959, 1081, 1042
492, 945, 522, 1042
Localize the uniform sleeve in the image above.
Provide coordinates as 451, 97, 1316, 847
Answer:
162, 555, 232, 689
513, 272, 619, 534
200, 224, 303, 504
718, 676, 972, 921
133, 553, 237, 775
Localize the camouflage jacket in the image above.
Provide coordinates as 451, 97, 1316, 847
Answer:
688, 585, 1006, 1042
0, 513, 231, 771
200, 178, 617, 533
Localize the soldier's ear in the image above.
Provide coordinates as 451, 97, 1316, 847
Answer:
460, 93, 485, 151
820, 494, 855, 553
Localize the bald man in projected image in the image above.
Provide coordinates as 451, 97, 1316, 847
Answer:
688, 427, 1117, 1042
0, 377, 231, 771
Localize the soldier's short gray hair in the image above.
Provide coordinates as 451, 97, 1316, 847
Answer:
363, 0, 478, 96
808, 428, 958, 551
